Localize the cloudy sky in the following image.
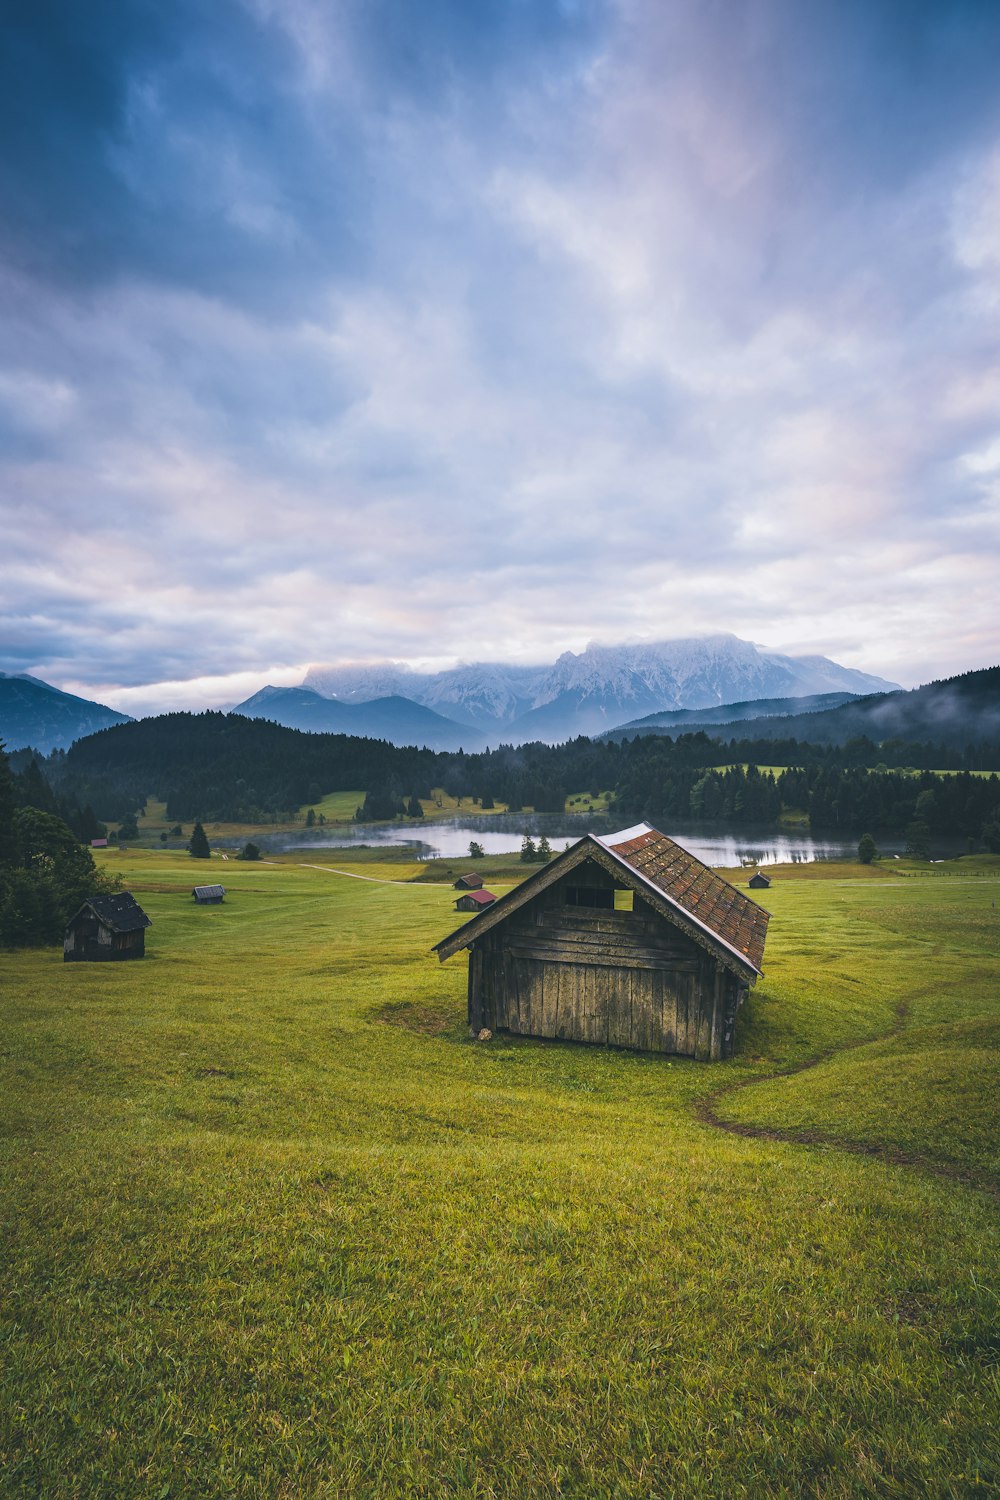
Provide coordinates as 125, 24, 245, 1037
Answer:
2, 0, 1000, 714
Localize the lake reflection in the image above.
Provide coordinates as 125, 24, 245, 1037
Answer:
256, 813, 906, 866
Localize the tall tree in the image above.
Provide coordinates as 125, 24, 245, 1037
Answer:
857, 832, 878, 865
188, 822, 211, 859
0, 741, 17, 869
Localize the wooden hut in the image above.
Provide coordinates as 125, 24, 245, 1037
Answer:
454, 873, 484, 891
434, 823, 769, 1061
454, 889, 497, 913
192, 884, 226, 904
748, 871, 771, 889
64, 893, 151, 963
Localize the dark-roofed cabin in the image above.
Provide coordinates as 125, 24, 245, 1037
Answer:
64, 893, 151, 963
455, 888, 497, 913
748, 871, 771, 889
192, 885, 225, 904
434, 824, 769, 1061
454, 873, 484, 890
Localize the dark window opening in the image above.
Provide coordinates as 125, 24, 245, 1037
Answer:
564, 886, 614, 909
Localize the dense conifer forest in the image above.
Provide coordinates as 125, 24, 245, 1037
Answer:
5, 707, 998, 850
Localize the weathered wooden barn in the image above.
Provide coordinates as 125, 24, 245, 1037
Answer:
748, 871, 771, 889
192, 884, 226, 904
434, 823, 770, 1060
454, 873, 484, 891
64, 893, 151, 963
454, 889, 497, 913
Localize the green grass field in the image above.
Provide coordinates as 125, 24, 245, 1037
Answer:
2, 851, 998, 1497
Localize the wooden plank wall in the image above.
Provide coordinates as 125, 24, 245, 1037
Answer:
468, 860, 743, 1059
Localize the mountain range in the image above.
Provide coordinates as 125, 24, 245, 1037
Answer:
1, 637, 901, 755
300, 636, 898, 745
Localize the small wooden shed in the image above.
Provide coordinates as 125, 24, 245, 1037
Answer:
748, 871, 771, 889
192, 884, 226, 904
64, 893, 151, 963
454, 889, 496, 913
454, 873, 484, 891
434, 823, 770, 1061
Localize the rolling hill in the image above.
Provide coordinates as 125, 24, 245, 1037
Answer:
609, 667, 1000, 753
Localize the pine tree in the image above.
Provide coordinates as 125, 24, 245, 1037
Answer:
0, 742, 17, 869
520, 833, 537, 862
538, 835, 553, 861
406, 795, 424, 818
188, 822, 211, 858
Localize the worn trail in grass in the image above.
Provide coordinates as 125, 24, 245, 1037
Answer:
1, 852, 998, 1498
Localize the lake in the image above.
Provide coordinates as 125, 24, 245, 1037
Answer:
254, 813, 918, 866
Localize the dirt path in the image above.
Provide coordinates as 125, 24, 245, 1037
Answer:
695, 1002, 999, 1201
300, 862, 455, 887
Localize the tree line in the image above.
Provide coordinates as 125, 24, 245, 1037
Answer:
8, 712, 1000, 852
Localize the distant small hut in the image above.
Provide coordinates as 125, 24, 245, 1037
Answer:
435, 823, 770, 1061
90, 837, 108, 848
748, 871, 771, 889
64, 893, 151, 963
454, 889, 497, 913
192, 884, 226, 904
454, 873, 484, 890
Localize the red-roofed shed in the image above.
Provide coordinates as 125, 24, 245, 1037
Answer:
454, 888, 497, 912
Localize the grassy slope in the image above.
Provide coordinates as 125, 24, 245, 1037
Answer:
1, 854, 998, 1498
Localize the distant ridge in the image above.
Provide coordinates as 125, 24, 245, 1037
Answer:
231, 685, 484, 752
605, 667, 1000, 751
601, 692, 863, 740
0, 673, 132, 753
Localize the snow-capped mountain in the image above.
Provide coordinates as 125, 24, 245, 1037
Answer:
303, 637, 899, 745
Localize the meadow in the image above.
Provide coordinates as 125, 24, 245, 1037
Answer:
1, 848, 998, 1497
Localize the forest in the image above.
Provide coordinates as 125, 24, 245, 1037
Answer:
4, 703, 999, 853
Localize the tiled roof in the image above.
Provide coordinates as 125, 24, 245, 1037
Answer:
435, 823, 769, 977
193, 884, 226, 898
596, 823, 769, 973
458, 889, 496, 906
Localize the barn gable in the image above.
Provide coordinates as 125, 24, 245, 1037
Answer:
435, 823, 768, 981
434, 824, 770, 1060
